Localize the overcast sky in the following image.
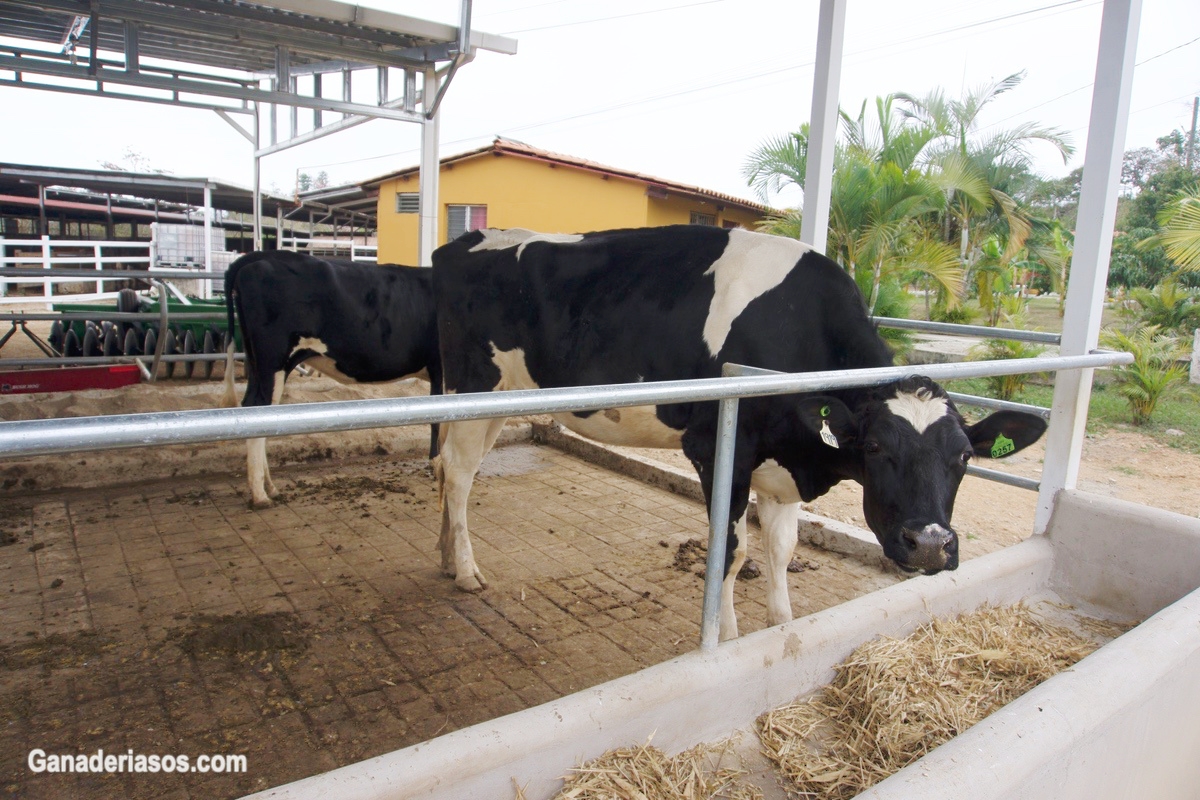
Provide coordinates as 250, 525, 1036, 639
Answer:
2, 0, 1198, 209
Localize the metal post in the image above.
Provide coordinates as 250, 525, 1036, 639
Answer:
800, 0, 845, 253
253, 103, 263, 251
417, 68, 441, 267
40, 234, 51, 303
1035, 0, 1142, 533
94, 242, 103, 294
203, 184, 213, 299
313, 71, 322, 130
700, 396, 739, 651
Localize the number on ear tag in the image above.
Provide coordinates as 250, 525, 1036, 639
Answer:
819, 419, 839, 449
990, 433, 1015, 458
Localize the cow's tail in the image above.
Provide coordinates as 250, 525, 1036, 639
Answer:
221, 253, 257, 408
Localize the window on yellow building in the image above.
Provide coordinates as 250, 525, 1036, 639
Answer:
690, 212, 716, 226
396, 193, 419, 213
448, 204, 488, 242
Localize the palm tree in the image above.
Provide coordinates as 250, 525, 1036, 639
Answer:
1155, 190, 1200, 272
745, 96, 963, 316
828, 152, 961, 314
894, 72, 1073, 286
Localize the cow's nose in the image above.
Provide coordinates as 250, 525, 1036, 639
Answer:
901, 523, 955, 572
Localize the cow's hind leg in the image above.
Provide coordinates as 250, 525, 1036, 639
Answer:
245, 369, 286, 508
758, 495, 800, 628
437, 417, 505, 592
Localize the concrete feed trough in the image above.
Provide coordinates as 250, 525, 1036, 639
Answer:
247, 489, 1200, 800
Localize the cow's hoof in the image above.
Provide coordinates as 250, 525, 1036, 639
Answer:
455, 573, 487, 592
250, 497, 274, 510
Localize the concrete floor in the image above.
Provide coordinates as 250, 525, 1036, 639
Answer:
0, 439, 899, 799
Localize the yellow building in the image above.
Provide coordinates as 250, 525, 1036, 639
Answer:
365, 138, 770, 265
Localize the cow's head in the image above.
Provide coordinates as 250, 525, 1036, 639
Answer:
798, 377, 1046, 574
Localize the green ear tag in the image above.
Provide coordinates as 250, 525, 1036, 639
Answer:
820, 405, 830, 418
990, 433, 1015, 458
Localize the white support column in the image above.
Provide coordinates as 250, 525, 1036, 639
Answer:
203, 184, 213, 300
1035, 0, 1142, 533
417, 68, 441, 268
800, 0, 845, 253
41, 234, 51, 304
253, 103, 263, 251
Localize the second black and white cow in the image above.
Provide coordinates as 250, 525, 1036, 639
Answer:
222, 251, 441, 507
430, 225, 1047, 641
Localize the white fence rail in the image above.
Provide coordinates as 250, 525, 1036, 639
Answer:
280, 236, 378, 262
0, 235, 231, 305
0, 236, 151, 303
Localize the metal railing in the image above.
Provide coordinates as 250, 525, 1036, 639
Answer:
0, 236, 152, 302
279, 236, 378, 262
0, 348, 1132, 649
0, 266, 231, 375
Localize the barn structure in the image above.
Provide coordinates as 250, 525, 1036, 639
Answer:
0, 1, 1197, 799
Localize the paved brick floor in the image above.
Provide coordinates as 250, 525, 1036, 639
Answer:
0, 442, 900, 799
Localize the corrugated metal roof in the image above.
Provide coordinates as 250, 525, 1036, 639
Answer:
0, 162, 299, 216
0, 1, 515, 74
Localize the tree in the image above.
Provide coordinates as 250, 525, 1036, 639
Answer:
894, 72, 1073, 318
99, 147, 170, 174
1099, 325, 1190, 425
1155, 191, 1200, 272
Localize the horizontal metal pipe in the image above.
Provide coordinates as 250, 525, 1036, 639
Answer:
0, 352, 1131, 458
0, 312, 226, 322
872, 316, 1062, 345
946, 392, 1052, 420
0, 267, 224, 280
0, 353, 240, 368
965, 464, 1040, 491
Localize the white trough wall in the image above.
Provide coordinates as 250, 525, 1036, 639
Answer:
242, 490, 1200, 800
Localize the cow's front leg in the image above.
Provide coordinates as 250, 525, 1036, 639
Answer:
758, 495, 800, 627
684, 428, 754, 642
719, 511, 749, 641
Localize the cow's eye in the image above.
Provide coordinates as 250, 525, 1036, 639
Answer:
864, 441, 881, 455
960, 450, 972, 465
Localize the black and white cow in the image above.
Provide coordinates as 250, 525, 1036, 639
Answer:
431, 226, 1046, 640
222, 251, 441, 507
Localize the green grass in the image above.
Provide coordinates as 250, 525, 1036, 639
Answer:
943, 377, 1200, 455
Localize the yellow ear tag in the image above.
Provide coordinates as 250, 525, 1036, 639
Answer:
819, 419, 839, 449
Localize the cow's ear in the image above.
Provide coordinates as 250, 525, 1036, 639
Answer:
796, 396, 856, 450
966, 411, 1048, 458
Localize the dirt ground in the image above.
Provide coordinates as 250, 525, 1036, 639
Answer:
1, 326, 1198, 799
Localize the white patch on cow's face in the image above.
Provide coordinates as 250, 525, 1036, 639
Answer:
751, 459, 801, 504
886, 388, 950, 434
469, 228, 584, 259
490, 344, 683, 449
703, 228, 812, 357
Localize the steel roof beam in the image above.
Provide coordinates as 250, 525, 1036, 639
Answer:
0, 76, 254, 115
0, 53, 423, 122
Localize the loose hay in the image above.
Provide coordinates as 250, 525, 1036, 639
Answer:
758, 603, 1104, 799
535, 737, 763, 800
